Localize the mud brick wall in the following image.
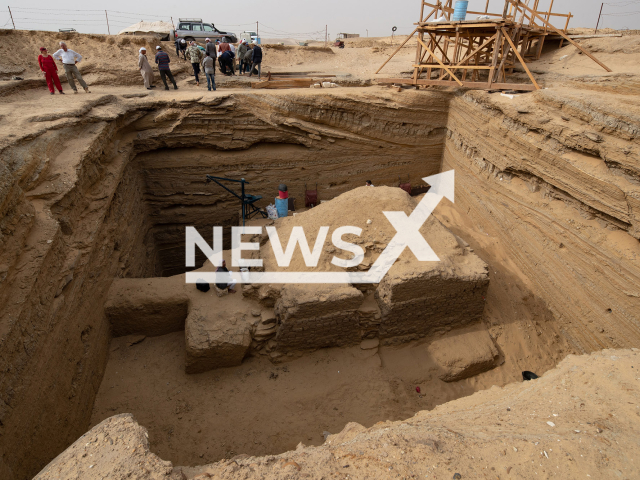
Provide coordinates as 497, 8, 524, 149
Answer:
274, 285, 364, 350
377, 275, 490, 339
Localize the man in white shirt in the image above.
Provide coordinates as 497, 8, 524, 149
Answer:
52, 41, 90, 94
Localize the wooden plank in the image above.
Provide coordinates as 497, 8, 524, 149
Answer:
488, 27, 503, 88
375, 27, 419, 74
416, 37, 464, 86
427, 32, 452, 62
501, 27, 540, 90
506, 0, 611, 72
377, 78, 538, 91
569, 34, 622, 39
419, 22, 505, 29
251, 79, 314, 89
414, 64, 493, 69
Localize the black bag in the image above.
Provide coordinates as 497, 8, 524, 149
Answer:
196, 279, 210, 293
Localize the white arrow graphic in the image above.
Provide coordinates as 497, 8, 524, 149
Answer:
186, 170, 455, 285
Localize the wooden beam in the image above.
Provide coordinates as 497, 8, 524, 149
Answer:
417, 37, 464, 85
506, 0, 611, 72
377, 77, 538, 91
501, 27, 540, 89
375, 28, 419, 74
427, 32, 452, 62
450, 33, 497, 67
251, 79, 315, 89
414, 64, 493, 69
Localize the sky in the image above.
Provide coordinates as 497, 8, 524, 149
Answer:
1, 1, 638, 38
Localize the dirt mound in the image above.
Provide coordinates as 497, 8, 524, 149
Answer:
0, 29, 163, 80
262, 186, 457, 273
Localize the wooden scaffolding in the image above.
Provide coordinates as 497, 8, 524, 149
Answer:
377, 0, 611, 91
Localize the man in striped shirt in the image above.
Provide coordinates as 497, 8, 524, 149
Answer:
154, 46, 178, 90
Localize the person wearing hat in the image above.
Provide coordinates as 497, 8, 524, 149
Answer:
236, 39, 248, 75
218, 37, 231, 55
204, 37, 216, 59
186, 41, 204, 86
52, 41, 90, 93
154, 46, 178, 91
179, 38, 188, 60
138, 47, 155, 90
249, 41, 263, 79
38, 47, 64, 95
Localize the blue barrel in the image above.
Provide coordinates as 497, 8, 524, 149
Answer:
275, 197, 288, 218
452, 1, 469, 21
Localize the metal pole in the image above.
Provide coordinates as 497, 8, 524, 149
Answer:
8, 6, 15, 29
256, 21, 259, 37
325, 25, 327, 47
241, 178, 246, 227
595, 3, 603, 34
105, 10, 110, 35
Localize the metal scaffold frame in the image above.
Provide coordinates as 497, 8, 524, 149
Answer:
377, 0, 611, 91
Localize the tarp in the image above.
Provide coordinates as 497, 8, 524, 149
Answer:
118, 21, 173, 35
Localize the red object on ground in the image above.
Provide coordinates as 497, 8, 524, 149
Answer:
416, 386, 421, 393
400, 182, 412, 195
278, 190, 289, 199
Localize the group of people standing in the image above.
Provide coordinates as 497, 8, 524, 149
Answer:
175, 37, 263, 88
37, 36, 264, 96
37, 41, 91, 95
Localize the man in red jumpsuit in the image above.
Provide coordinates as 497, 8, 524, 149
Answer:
38, 47, 64, 95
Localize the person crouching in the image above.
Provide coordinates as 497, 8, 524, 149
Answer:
219, 50, 235, 76
216, 260, 237, 293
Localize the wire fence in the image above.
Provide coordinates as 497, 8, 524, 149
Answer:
0, 7, 331, 41
601, 0, 640, 20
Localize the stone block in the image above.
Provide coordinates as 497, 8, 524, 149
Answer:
428, 328, 500, 382
104, 278, 189, 337
185, 307, 252, 374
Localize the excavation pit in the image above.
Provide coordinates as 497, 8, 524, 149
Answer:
5, 87, 638, 479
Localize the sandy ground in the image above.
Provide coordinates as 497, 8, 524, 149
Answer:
41, 349, 640, 480
4, 28, 640, 93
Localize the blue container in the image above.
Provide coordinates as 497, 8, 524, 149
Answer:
275, 197, 288, 218
452, 0, 469, 21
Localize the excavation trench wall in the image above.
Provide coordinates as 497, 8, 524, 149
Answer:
0, 91, 448, 479
1, 89, 640, 479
